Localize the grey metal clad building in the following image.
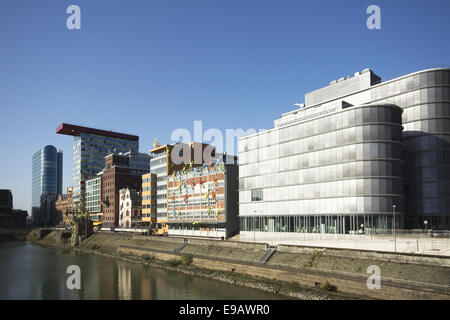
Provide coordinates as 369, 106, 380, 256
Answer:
238, 68, 450, 237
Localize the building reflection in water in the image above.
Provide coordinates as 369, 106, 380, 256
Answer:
117, 263, 132, 299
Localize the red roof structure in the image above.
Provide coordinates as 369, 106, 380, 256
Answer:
56, 123, 139, 141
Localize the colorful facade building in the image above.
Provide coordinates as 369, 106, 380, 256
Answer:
147, 141, 216, 234
167, 154, 239, 239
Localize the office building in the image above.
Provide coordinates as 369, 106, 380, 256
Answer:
100, 152, 150, 229
86, 177, 102, 222
31, 145, 63, 226
0, 189, 28, 228
167, 153, 239, 239
141, 173, 157, 228
239, 68, 450, 239
147, 142, 215, 234
56, 123, 139, 207
0, 189, 13, 211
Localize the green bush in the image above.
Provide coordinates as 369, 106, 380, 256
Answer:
181, 254, 193, 266
168, 259, 181, 267
142, 254, 154, 262
320, 281, 337, 292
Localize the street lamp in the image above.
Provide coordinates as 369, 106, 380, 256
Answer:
393, 205, 396, 253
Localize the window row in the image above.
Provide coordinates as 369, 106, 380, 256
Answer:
240, 107, 401, 153
370, 71, 450, 102
240, 144, 403, 178
240, 214, 396, 234
240, 178, 403, 202
240, 128, 402, 165
239, 196, 402, 215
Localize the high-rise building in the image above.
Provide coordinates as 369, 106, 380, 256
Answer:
56, 123, 139, 207
239, 68, 450, 240
32, 145, 63, 226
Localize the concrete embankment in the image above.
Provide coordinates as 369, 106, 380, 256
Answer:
35, 231, 450, 300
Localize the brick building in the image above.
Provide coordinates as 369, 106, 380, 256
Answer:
101, 153, 149, 229
55, 187, 74, 227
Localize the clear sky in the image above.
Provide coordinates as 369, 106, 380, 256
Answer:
0, 0, 449, 213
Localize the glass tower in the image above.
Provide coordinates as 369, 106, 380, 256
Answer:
72, 132, 139, 205
32, 145, 63, 224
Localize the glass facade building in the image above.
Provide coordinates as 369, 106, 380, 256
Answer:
239, 104, 403, 234
57, 124, 139, 207
239, 68, 450, 235
31, 145, 63, 225
86, 176, 101, 215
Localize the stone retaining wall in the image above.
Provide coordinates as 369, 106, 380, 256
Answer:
117, 245, 450, 300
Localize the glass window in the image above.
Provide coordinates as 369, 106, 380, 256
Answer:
251, 189, 263, 202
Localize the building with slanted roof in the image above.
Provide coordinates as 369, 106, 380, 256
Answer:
56, 123, 139, 208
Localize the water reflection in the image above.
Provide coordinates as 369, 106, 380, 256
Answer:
0, 242, 285, 300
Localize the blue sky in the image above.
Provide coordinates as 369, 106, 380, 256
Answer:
0, 0, 449, 212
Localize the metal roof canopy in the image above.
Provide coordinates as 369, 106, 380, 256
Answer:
56, 123, 139, 141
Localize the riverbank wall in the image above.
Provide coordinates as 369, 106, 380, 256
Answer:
35, 231, 450, 300
0, 228, 33, 242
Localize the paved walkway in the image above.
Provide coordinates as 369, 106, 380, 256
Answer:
236, 233, 450, 257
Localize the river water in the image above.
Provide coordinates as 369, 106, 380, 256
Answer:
0, 242, 285, 300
